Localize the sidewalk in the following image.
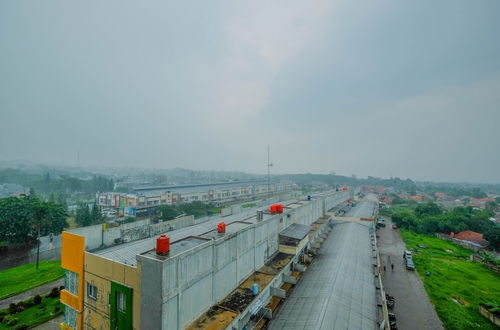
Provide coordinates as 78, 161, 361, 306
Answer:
377, 217, 443, 330
0, 278, 64, 310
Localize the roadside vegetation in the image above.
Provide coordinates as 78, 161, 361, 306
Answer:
157, 201, 221, 221
0, 287, 63, 329
0, 261, 64, 300
388, 202, 500, 251
0, 195, 67, 246
400, 230, 500, 330
241, 202, 257, 208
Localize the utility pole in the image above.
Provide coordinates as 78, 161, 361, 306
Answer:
267, 145, 273, 204
35, 222, 41, 270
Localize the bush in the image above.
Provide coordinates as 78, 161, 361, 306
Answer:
54, 305, 60, 312
9, 303, 17, 314
123, 216, 136, 223
15, 326, 29, 330
59, 285, 65, 291
48, 287, 59, 298
34, 294, 42, 305
5, 315, 18, 326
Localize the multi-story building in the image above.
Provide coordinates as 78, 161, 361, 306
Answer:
96, 182, 297, 217
60, 190, 350, 330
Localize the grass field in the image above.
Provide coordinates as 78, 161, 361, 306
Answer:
0, 295, 63, 329
0, 261, 64, 300
401, 230, 500, 330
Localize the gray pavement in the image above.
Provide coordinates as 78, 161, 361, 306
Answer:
269, 200, 378, 330
0, 278, 64, 310
377, 217, 443, 330
32, 315, 63, 330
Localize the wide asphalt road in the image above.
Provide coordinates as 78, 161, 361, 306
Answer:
378, 216, 443, 330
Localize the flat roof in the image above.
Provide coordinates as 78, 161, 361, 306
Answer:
269, 200, 377, 330
92, 199, 300, 266
200, 221, 253, 239
279, 223, 311, 241
141, 236, 209, 261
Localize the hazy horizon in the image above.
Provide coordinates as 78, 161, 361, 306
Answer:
1, 1, 499, 183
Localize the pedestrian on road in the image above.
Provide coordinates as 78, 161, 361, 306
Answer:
391, 264, 394, 271
384, 265, 386, 272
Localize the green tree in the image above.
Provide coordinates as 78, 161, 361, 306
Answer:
75, 203, 91, 227
495, 197, 500, 204
157, 205, 181, 221
0, 195, 67, 245
485, 201, 497, 212
415, 202, 442, 217
90, 203, 102, 224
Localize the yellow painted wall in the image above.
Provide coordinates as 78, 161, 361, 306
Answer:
84, 252, 141, 330
60, 232, 85, 330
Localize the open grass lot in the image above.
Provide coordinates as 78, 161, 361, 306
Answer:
401, 230, 500, 330
0, 295, 63, 329
0, 261, 64, 300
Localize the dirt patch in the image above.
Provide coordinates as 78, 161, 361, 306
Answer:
218, 288, 255, 313
186, 306, 237, 330
451, 296, 469, 306
259, 252, 293, 274
240, 272, 274, 290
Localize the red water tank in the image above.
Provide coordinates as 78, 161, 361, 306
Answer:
217, 222, 226, 233
270, 204, 277, 214
156, 234, 170, 255
342, 187, 348, 191
276, 204, 284, 213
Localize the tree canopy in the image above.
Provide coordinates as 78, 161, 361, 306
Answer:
0, 195, 68, 245
391, 203, 500, 251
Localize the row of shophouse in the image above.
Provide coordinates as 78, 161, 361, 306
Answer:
96, 182, 296, 217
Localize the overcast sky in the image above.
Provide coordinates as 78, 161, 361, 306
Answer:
1, 1, 499, 183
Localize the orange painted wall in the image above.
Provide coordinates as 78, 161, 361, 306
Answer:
60, 232, 85, 330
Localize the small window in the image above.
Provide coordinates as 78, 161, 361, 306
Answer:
87, 282, 98, 300
117, 291, 126, 313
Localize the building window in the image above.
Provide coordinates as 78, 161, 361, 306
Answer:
65, 270, 79, 296
87, 282, 98, 300
64, 305, 78, 329
117, 291, 126, 312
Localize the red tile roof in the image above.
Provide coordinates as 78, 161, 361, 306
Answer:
454, 230, 488, 246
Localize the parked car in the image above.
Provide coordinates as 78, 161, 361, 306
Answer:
392, 224, 398, 229
376, 218, 386, 227
403, 250, 412, 260
406, 258, 415, 270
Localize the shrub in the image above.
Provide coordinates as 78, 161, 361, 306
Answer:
6, 315, 18, 326
48, 287, 59, 298
34, 294, 42, 305
59, 285, 65, 291
8, 303, 17, 314
54, 305, 61, 312
15, 325, 29, 330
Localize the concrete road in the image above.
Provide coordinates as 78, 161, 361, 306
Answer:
377, 217, 444, 330
32, 315, 63, 330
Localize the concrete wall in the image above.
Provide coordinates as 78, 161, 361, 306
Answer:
67, 215, 194, 251
139, 190, 349, 330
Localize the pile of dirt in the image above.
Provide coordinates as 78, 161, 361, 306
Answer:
219, 288, 254, 312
